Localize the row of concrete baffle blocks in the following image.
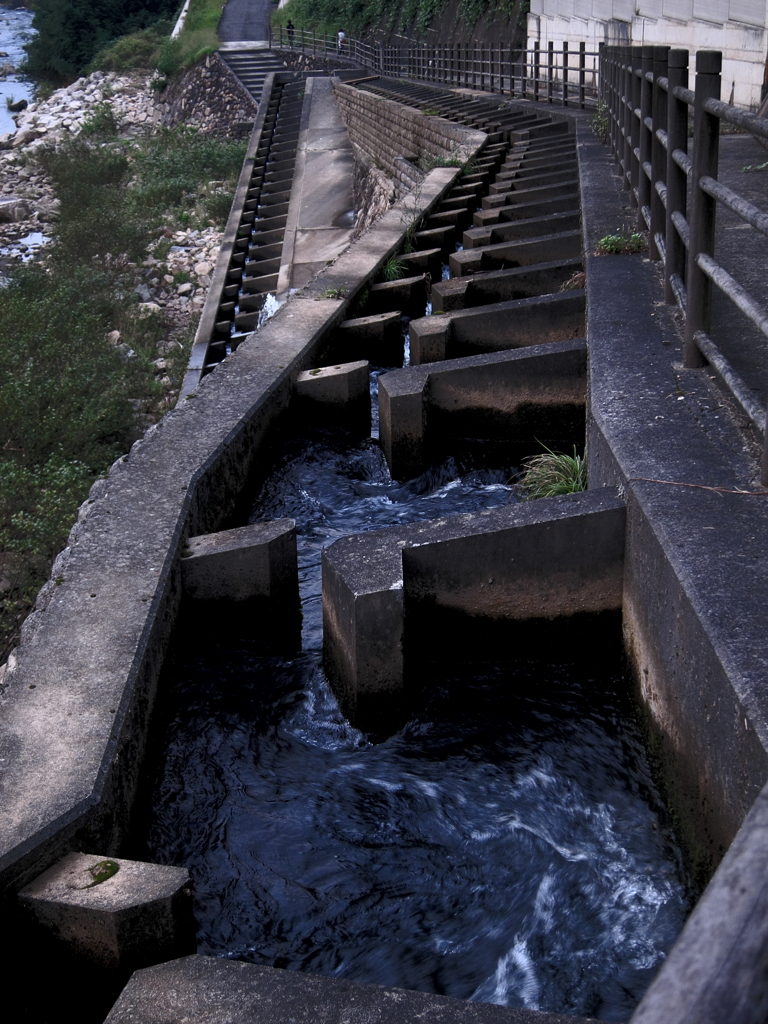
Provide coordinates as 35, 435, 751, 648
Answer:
17, 83, 603, 1009
203, 77, 305, 373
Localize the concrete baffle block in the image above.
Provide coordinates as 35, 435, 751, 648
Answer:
294, 360, 371, 435
335, 310, 403, 366
295, 360, 370, 405
182, 519, 297, 603
323, 490, 626, 734
18, 852, 194, 971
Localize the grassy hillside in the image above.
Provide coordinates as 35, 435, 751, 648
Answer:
272, 0, 528, 37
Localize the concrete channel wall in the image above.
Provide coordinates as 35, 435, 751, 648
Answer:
4, 67, 768, 1023
0, 164, 477, 900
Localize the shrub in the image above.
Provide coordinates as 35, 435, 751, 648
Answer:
591, 99, 610, 145
88, 25, 169, 73
80, 101, 120, 137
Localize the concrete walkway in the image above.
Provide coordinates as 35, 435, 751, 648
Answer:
218, 0, 272, 44
277, 78, 356, 296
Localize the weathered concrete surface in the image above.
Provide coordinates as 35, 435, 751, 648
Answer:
409, 290, 585, 364
332, 310, 403, 365
449, 229, 582, 276
218, 0, 271, 43
105, 955, 597, 1024
294, 359, 369, 404
19, 852, 193, 971
0, 163, 470, 899
462, 209, 581, 249
181, 520, 297, 603
431, 257, 583, 311
631, 780, 768, 1024
294, 358, 371, 434
277, 77, 355, 296
577, 118, 768, 883
322, 489, 625, 731
379, 339, 587, 478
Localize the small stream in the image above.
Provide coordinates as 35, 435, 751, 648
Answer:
0, 5, 34, 136
140, 368, 690, 1021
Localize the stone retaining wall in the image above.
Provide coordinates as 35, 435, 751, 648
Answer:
333, 81, 480, 197
151, 52, 258, 135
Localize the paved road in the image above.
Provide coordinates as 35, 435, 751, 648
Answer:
219, 0, 273, 42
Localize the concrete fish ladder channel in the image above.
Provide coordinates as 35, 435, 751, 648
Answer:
2, 64, 768, 1024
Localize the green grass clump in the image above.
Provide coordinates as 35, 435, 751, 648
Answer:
382, 255, 406, 281
596, 232, 647, 255
519, 446, 586, 500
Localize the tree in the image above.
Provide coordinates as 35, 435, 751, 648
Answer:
23, 0, 179, 83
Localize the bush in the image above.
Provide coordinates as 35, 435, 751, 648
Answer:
88, 25, 170, 73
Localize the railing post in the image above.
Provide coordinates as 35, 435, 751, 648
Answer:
664, 49, 690, 305
548, 41, 554, 103
628, 46, 642, 203
533, 41, 540, 103
637, 45, 654, 216
649, 46, 670, 260
579, 41, 586, 108
684, 50, 722, 368
521, 46, 527, 98
563, 41, 569, 106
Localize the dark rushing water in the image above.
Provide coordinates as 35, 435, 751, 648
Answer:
141, 400, 690, 1021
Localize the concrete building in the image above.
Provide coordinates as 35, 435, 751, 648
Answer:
527, 1, 768, 107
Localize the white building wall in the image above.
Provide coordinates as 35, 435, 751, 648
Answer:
528, 0, 768, 108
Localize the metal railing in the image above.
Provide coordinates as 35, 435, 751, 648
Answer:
602, 45, 768, 484
271, 27, 599, 108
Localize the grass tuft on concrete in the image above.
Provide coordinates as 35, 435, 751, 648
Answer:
519, 446, 586, 500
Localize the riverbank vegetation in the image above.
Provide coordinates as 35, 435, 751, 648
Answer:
22, 0, 226, 87
0, 120, 246, 659
272, 0, 529, 35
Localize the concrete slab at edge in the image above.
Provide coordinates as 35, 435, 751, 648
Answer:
105, 955, 597, 1024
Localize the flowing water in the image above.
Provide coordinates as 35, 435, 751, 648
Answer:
140, 378, 690, 1022
0, 5, 34, 136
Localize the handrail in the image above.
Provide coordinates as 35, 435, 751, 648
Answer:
272, 27, 600, 108
602, 44, 768, 486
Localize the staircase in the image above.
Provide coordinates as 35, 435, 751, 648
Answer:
220, 49, 287, 100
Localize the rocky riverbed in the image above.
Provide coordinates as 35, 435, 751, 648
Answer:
0, 69, 234, 405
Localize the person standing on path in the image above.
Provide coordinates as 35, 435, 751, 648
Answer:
337, 29, 346, 53
286, 19, 294, 45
